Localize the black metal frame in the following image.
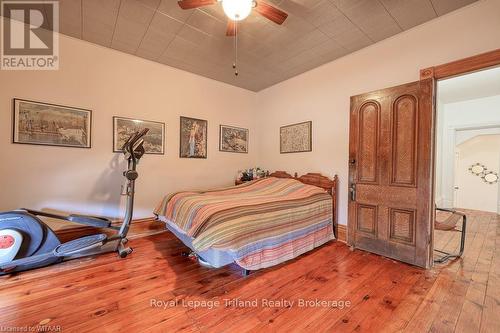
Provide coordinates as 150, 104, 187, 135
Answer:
434, 208, 467, 263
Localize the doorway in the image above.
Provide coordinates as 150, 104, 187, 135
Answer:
433, 66, 500, 262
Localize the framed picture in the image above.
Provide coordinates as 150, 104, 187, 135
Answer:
113, 116, 165, 154
280, 121, 312, 154
12, 98, 91, 148
180, 116, 207, 158
219, 125, 248, 153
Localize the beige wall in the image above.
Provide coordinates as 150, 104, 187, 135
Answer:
2, 0, 500, 225
256, 0, 500, 225
0, 33, 258, 220
456, 135, 500, 213
436, 94, 500, 207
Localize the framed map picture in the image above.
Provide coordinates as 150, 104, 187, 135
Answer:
219, 125, 248, 153
180, 116, 207, 158
12, 98, 91, 148
113, 116, 165, 154
280, 121, 312, 153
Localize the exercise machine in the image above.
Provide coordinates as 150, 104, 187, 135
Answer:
0, 128, 149, 275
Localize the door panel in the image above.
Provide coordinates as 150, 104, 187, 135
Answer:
358, 101, 380, 184
391, 95, 418, 186
348, 79, 433, 268
356, 204, 377, 235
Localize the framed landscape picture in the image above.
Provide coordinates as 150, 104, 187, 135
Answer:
180, 116, 207, 158
280, 121, 312, 153
113, 116, 165, 154
12, 98, 91, 148
219, 125, 248, 153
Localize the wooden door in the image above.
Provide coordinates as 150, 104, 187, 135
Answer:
348, 79, 434, 268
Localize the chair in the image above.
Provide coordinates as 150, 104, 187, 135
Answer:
434, 208, 467, 263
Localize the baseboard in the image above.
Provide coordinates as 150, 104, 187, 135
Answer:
56, 217, 164, 242
337, 224, 347, 243
57, 218, 348, 244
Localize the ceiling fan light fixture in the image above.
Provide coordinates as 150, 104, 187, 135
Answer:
222, 0, 253, 21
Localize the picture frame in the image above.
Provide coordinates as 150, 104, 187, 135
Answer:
219, 124, 249, 153
113, 116, 165, 154
12, 98, 92, 148
179, 116, 208, 159
280, 121, 312, 154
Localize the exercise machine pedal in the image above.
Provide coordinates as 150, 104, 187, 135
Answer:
53, 234, 107, 256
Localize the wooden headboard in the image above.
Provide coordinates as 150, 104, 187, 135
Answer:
269, 171, 339, 238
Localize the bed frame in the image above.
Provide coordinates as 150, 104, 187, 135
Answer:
175, 171, 339, 277
268, 171, 339, 239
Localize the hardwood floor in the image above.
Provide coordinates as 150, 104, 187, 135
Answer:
0, 210, 498, 333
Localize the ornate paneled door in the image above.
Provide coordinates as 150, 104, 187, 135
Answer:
348, 79, 433, 268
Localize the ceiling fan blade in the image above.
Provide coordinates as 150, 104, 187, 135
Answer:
177, 0, 217, 10
226, 20, 236, 36
255, 1, 288, 25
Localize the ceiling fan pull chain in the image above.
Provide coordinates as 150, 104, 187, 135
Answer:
234, 20, 238, 76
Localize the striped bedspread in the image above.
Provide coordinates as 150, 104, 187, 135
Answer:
154, 177, 334, 270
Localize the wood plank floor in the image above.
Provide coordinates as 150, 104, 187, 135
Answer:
0, 210, 498, 333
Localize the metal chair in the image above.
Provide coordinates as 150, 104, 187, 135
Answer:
434, 208, 467, 263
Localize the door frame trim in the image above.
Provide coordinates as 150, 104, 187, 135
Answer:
420, 48, 500, 81
421, 48, 500, 266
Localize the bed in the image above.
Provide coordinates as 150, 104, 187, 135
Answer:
154, 171, 338, 274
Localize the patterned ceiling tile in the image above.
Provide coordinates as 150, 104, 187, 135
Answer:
156, 0, 193, 22
279, 0, 343, 27
430, 0, 478, 16
17, 0, 479, 91
59, 0, 82, 38
82, 0, 121, 47
331, 0, 402, 42
318, 15, 372, 52
111, 0, 158, 54
380, 0, 437, 30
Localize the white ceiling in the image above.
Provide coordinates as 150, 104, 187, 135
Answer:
23, 0, 480, 91
438, 65, 500, 104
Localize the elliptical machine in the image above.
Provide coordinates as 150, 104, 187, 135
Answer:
0, 128, 149, 275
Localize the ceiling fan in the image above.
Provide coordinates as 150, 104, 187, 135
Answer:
177, 0, 289, 36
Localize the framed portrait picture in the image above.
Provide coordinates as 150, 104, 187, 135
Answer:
219, 125, 248, 153
12, 98, 91, 148
113, 116, 165, 154
180, 116, 207, 158
280, 121, 312, 154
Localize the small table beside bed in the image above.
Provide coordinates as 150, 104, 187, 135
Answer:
154, 171, 338, 276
